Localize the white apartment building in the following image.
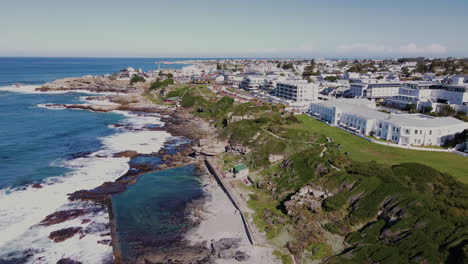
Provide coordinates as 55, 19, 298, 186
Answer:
240, 76, 266, 91
310, 99, 468, 146
349, 83, 401, 99
275, 81, 320, 102
384, 79, 468, 112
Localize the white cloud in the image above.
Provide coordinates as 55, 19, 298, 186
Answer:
337, 43, 448, 54
399, 43, 447, 53
337, 43, 391, 53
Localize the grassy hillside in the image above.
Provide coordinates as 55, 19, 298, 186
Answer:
295, 115, 468, 183
148, 85, 468, 263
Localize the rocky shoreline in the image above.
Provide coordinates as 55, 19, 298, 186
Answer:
33, 77, 255, 264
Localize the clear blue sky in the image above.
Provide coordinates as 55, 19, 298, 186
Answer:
1, 0, 467, 58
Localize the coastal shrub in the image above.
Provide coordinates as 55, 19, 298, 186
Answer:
271, 147, 326, 198
205, 97, 234, 118
247, 191, 286, 240
181, 94, 209, 109
149, 78, 174, 90
129, 75, 145, 84
323, 192, 346, 212
307, 242, 332, 260
273, 250, 294, 264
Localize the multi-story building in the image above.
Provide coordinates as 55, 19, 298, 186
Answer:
309, 99, 468, 146
240, 76, 265, 91
383, 77, 468, 113
349, 82, 401, 99
275, 81, 320, 102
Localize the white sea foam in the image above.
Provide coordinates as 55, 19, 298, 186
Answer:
112, 110, 165, 129
36, 103, 68, 110
0, 102, 172, 263
79, 96, 120, 106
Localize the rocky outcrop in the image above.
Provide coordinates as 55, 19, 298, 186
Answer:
211, 238, 249, 261
193, 139, 228, 156
226, 144, 252, 155
42, 103, 119, 112
41, 209, 89, 226
49, 227, 82, 242
268, 154, 284, 163
284, 185, 331, 214
56, 258, 83, 264
113, 150, 139, 158
38, 77, 136, 93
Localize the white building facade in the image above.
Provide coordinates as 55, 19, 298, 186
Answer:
310, 99, 468, 146
275, 81, 320, 102
349, 83, 401, 99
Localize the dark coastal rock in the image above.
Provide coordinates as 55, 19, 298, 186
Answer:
113, 150, 139, 158
142, 125, 165, 131
80, 222, 109, 239
56, 258, 83, 264
234, 251, 250, 261
133, 241, 213, 264
97, 239, 112, 245
68, 182, 127, 203
211, 238, 242, 259
31, 183, 43, 189
49, 227, 82, 242
41, 209, 87, 226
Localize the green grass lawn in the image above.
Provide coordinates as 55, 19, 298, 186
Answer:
295, 115, 468, 183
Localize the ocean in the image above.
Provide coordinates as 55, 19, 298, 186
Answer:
0, 57, 200, 263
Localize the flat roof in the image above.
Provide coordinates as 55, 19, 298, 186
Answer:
385, 114, 467, 128
313, 100, 468, 128
313, 99, 388, 120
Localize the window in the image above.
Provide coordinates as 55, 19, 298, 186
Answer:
429, 130, 432, 135
415, 130, 418, 134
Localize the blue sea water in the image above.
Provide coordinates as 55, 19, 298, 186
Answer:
0, 57, 200, 263
0, 57, 189, 86
0, 91, 124, 189
0, 57, 189, 189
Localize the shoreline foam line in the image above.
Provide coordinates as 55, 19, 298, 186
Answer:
0, 91, 172, 263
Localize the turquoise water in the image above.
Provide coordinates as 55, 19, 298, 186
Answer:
112, 165, 203, 262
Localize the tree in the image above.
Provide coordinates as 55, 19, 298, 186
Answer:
130, 75, 145, 85
440, 105, 456, 116
149, 78, 174, 90
422, 106, 433, 113
405, 103, 417, 112
324, 76, 338, 82
216, 62, 222, 70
